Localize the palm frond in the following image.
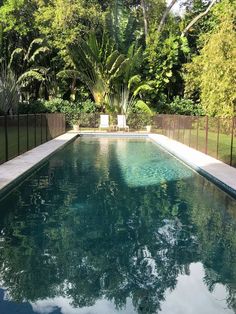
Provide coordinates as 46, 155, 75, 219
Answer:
108, 54, 126, 74
8, 48, 24, 69
135, 100, 152, 114
17, 70, 45, 86
128, 75, 141, 90
133, 84, 153, 97
29, 47, 50, 63
25, 38, 45, 61
110, 58, 129, 80
0, 66, 20, 113
105, 51, 120, 71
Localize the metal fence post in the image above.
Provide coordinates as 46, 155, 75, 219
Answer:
26, 114, 29, 150
46, 114, 48, 141
189, 117, 192, 147
205, 116, 208, 154
41, 114, 43, 144
17, 113, 20, 155
4, 115, 8, 162
183, 118, 186, 144
177, 116, 180, 141
34, 114, 37, 147
216, 118, 220, 159
230, 117, 234, 166
196, 117, 199, 150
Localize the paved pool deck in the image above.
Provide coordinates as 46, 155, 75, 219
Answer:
149, 134, 236, 198
0, 131, 235, 199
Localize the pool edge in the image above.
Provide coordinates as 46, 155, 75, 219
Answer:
0, 131, 235, 201
0, 132, 79, 199
148, 134, 236, 199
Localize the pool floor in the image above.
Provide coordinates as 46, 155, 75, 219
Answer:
0, 137, 235, 314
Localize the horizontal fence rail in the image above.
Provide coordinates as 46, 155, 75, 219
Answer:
0, 113, 65, 165
75, 113, 236, 167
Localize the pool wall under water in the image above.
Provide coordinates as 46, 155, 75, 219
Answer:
0, 137, 235, 314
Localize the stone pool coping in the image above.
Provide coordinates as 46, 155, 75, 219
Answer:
0, 131, 235, 199
148, 134, 236, 198
0, 132, 78, 197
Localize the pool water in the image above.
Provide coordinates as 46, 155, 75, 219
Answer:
0, 137, 235, 314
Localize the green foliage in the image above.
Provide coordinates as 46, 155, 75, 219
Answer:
60, 33, 117, 106
8, 38, 50, 101
0, 0, 38, 63
61, 32, 147, 114
0, 0, 234, 117
165, 96, 204, 116
144, 35, 190, 106
39, 98, 97, 125
34, 0, 104, 62
18, 99, 48, 114
105, 0, 141, 53
127, 99, 154, 128
0, 64, 20, 114
184, 0, 236, 117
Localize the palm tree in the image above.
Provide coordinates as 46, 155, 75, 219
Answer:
58, 33, 129, 110
59, 32, 152, 114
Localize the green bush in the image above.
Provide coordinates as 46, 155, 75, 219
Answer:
18, 100, 48, 114
166, 96, 204, 116
18, 98, 98, 126
43, 98, 78, 125
80, 99, 98, 113
128, 110, 153, 129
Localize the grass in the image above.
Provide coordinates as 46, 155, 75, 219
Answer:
153, 128, 236, 167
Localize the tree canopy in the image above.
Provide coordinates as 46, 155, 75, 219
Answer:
0, 0, 235, 115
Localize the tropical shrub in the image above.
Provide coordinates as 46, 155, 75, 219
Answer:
165, 96, 204, 116
0, 65, 20, 114
18, 100, 48, 114
127, 112, 153, 129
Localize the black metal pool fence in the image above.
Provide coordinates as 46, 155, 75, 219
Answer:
0, 112, 235, 168
0, 113, 65, 165
76, 113, 236, 167
153, 114, 236, 167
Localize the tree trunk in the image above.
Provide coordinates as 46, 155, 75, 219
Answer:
157, 0, 179, 33
141, 0, 148, 42
181, 0, 218, 37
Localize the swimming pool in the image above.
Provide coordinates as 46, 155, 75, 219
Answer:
0, 137, 235, 314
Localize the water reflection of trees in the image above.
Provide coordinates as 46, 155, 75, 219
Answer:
0, 139, 235, 313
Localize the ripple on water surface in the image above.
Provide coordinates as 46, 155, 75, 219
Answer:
0, 137, 235, 314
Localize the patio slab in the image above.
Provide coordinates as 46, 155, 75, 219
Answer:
0, 132, 78, 196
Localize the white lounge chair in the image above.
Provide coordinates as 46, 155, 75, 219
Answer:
116, 115, 129, 132
99, 115, 109, 130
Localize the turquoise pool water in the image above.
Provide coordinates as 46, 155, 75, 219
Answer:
0, 137, 235, 314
